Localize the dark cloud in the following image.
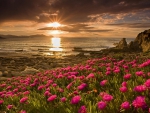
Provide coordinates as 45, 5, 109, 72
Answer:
0, 0, 150, 23
106, 23, 150, 28
38, 23, 113, 32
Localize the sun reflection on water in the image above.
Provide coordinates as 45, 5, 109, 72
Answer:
49, 37, 63, 52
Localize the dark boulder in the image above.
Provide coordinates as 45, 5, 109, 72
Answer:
116, 38, 128, 50
128, 41, 142, 52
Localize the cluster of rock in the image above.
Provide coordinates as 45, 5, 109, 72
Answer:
116, 29, 150, 52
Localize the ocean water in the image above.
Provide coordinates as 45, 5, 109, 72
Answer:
0, 37, 134, 56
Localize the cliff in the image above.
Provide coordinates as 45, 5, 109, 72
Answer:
116, 29, 150, 52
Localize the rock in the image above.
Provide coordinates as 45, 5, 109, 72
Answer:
10, 60, 15, 64
76, 52, 85, 57
21, 66, 39, 76
33, 63, 50, 70
0, 77, 7, 81
114, 29, 150, 52
0, 71, 2, 77
116, 38, 128, 49
128, 41, 141, 51
128, 29, 150, 52
11, 71, 21, 76
3, 71, 8, 77
38, 68, 45, 72
135, 29, 150, 52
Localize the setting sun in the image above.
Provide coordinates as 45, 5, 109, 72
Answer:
47, 22, 61, 28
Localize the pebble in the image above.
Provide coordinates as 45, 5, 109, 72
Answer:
21, 66, 39, 76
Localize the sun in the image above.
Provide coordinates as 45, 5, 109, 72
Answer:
47, 22, 61, 28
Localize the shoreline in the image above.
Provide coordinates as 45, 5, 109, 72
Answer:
0, 52, 90, 79
0, 50, 150, 81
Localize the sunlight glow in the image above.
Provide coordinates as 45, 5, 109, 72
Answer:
47, 22, 61, 28
50, 30, 61, 34
49, 37, 63, 51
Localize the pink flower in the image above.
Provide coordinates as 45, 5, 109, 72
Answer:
123, 74, 131, 80
120, 87, 128, 93
144, 79, 150, 87
134, 85, 146, 92
67, 82, 73, 89
23, 91, 30, 95
22, 87, 27, 91
148, 72, 150, 76
135, 71, 144, 76
123, 65, 128, 69
0, 84, 6, 87
100, 80, 107, 86
113, 69, 120, 73
20, 97, 28, 103
122, 82, 127, 87
106, 71, 111, 75
0, 100, 4, 104
13, 88, 19, 93
7, 104, 13, 109
6, 86, 12, 90
52, 83, 57, 87
106, 67, 111, 71
58, 88, 64, 92
78, 83, 87, 90
71, 95, 81, 104
47, 95, 57, 102
30, 83, 36, 87
46, 87, 50, 91
99, 92, 108, 97
38, 85, 45, 90
73, 91, 79, 95
132, 96, 146, 108
102, 94, 113, 102
78, 105, 87, 113
61, 97, 66, 102
97, 101, 107, 110
78, 75, 85, 80
44, 91, 50, 97
121, 101, 130, 109
86, 73, 94, 79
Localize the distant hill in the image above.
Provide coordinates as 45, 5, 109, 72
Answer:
0, 34, 50, 39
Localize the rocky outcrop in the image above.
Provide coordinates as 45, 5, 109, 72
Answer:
115, 29, 150, 52
116, 38, 128, 50
128, 29, 150, 52
134, 29, 150, 52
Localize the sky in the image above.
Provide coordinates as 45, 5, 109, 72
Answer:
0, 0, 150, 38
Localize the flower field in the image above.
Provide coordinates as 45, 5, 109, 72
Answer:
0, 56, 150, 113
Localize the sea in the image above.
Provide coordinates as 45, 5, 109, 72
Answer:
0, 37, 134, 56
